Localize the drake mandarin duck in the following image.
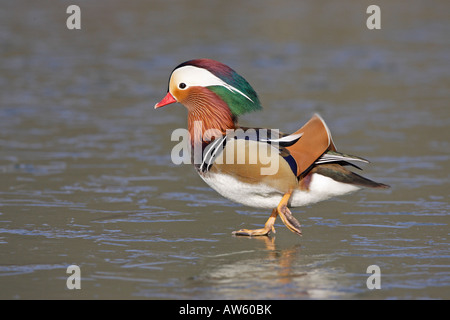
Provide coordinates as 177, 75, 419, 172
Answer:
155, 59, 389, 237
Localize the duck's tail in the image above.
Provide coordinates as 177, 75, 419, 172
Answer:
312, 163, 390, 189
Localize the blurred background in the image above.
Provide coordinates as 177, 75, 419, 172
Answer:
0, 0, 448, 299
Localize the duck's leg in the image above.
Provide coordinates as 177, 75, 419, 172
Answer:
276, 190, 302, 236
232, 208, 278, 237
232, 190, 302, 237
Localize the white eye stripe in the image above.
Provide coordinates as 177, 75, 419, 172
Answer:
171, 66, 253, 102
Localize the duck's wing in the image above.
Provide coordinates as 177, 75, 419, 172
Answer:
284, 113, 336, 177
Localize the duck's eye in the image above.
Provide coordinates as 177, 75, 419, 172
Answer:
179, 82, 187, 89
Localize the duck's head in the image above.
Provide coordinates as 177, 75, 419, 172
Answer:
155, 59, 262, 118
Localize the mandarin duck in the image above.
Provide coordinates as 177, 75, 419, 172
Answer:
155, 59, 389, 237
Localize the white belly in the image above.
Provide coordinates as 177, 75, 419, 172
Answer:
200, 172, 360, 209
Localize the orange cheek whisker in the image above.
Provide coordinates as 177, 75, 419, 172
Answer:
184, 87, 237, 147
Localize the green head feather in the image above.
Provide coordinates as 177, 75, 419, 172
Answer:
177, 59, 263, 117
